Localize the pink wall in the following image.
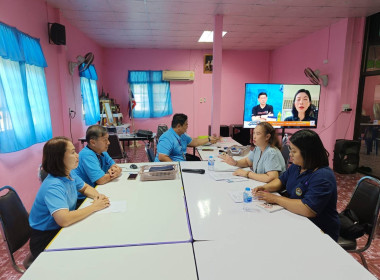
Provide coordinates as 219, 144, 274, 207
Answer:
270, 18, 365, 164
0, 0, 104, 210
363, 75, 380, 120
103, 49, 270, 136
0, 0, 366, 210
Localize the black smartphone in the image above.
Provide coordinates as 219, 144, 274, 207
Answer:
127, 173, 138, 180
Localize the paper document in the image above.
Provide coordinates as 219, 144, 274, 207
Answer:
98, 201, 127, 214
256, 201, 284, 213
209, 172, 237, 181
228, 191, 244, 203
213, 161, 239, 172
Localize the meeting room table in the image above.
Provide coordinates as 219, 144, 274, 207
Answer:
196, 136, 244, 160
21, 161, 376, 280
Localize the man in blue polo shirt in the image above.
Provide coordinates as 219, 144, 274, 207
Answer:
155, 113, 220, 162
75, 125, 122, 203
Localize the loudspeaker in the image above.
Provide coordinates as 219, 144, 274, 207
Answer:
208, 125, 230, 137
48, 23, 66, 45
230, 124, 251, 146
368, 12, 380, 45
333, 139, 360, 174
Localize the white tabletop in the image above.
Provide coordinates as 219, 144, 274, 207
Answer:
47, 163, 191, 251
194, 236, 376, 280
22, 243, 198, 280
180, 161, 324, 241
197, 137, 243, 160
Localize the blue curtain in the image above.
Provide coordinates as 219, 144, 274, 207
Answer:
0, 22, 51, 153
80, 65, 100, 125
128, 71, 173, 118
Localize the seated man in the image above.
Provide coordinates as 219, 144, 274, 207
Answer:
155, 113, 219, 162
251, 92, 274, 121
75, 125, 122, 204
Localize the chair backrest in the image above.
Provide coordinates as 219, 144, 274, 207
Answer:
157, 124, 168, 140
107, 134, 124, 159
346, 176, 380, 235
106, 126, 117, 134
280, 144, 290, 168
145, 146, 155, 162
0, 186, 31, 255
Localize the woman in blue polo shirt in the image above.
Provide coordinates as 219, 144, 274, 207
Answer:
29, 137, 110, 258
253, 129, 340, 241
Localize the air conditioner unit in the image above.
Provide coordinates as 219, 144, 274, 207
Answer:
162, 71, 194, 81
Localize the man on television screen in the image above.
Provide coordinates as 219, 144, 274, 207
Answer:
251, 92, 274, 121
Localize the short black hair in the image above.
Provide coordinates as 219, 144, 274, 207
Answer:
258, 92, 267, 98
86, 125, 108, 143
291, 89, 312, 118
42, 137, 71, 177
171, 113, 188, 128
289, 129, 329, 170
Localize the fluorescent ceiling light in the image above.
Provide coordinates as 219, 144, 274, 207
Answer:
198, 31, 227, 42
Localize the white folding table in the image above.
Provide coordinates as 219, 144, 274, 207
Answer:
193, 236, 376, 280
22, 243, 198, 280
46, 163, 191, 251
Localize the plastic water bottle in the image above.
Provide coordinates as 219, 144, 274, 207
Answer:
126, 127, 130, 135
122, 127, 126, 135
277, 111, 282, 121
243, 187, 253, 211
208, 156, 215, 171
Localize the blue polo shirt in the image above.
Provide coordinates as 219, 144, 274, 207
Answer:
279, 164, 340, 241
155, 128, 192, 162
75, 146, 115, 197
29, 171, 84, 231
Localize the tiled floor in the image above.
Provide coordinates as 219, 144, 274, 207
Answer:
1, 142, 379, 279
359, 141, 380, 179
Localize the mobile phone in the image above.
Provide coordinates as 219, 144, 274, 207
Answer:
127, 173, 138, 180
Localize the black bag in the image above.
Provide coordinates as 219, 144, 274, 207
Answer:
136, 129, 153, 138
339, 209, 366, 239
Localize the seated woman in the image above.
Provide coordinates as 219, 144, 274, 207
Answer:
284, 89, 317, 123
29, 137, 110, 258
219, 122, 286, 183
253, 129, 339, 241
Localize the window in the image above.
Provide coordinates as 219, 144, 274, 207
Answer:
0, 23, 52, 153
128, 71, 173, 118
80, 65, 100, 125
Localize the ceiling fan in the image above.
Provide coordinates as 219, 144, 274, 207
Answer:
304, 67, 328, 87
68, 52, 94, 75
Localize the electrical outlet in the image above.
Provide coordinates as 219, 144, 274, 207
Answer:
203, 97, 206, 103
342, 104, 350, 112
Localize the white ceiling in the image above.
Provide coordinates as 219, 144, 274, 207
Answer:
46, 0, 380, 50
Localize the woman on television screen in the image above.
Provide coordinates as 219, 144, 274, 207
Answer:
284, 89, 317, 122
252, 129, 339, 241
219, 122, 286, 183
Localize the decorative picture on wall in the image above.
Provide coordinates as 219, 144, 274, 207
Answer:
204, 54, 213, 74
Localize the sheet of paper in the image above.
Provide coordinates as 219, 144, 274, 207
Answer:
228, 191, 244, 202
213, 160, 239, 172
209, 172, 237, 181
97, 201, 127, 214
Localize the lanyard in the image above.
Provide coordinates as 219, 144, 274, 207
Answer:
177, 137, 186, 160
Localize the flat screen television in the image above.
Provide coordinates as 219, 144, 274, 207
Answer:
243, 83, 321, 128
